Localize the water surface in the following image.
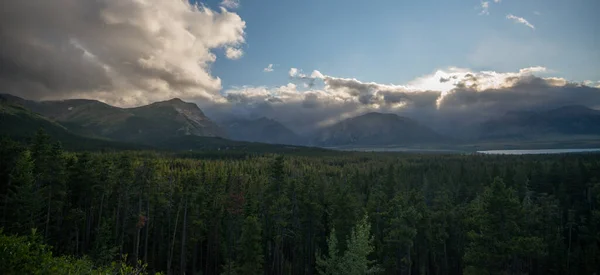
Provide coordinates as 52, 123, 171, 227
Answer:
478, 148, 600, 155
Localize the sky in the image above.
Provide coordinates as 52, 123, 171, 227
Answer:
1, 0, 599, 132
208, 0, 600, 88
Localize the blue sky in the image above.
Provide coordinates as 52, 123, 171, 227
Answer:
204, 0, 599, 89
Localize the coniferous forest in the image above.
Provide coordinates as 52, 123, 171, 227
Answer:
2, 130, 600, 274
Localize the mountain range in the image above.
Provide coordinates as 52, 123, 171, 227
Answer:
223, 117, 303, 145
2, 93, 600, 150
479, 105, 600, 140
3, 94, 222, 143
314, 112, 448, 146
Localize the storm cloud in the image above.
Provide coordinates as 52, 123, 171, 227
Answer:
0, 0, 245, 106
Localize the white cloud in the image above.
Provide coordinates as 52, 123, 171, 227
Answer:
225, 47, 244, 60
534, 11, 541, 15
264, 64, 274, 72
311, 70, 325, 79
221, 0, 240, 9
478, 0, 502, 15
0, 0, 246, 107
507, 14, 535, 29
479, 1, 490, 15
287, 68, 324, 88
584, 80, 600, 88
519, 66, 547, 74
207, 67, 600, 132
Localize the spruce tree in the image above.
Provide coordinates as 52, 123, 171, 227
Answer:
238, 215, 264, 274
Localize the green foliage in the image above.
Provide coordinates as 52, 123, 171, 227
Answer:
0, 229, 151, 275
6, 150, 45, 233
341, 214, 381, 275
318, 215, 380, 275
1, 132, 600, 274
317, 227, 342, 275
238, 215, 263, 274
464, 177, 545, 274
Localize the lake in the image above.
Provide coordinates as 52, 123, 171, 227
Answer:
477, 148, 600, 155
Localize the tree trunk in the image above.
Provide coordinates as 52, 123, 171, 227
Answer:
75, 226, 80, 256
408, 245, 412, 275
168, 200, 182, 274
205, 238, 210, 275
443, 241, 448, 275
120, 202, 127, 257
193, 242, 199, 275
2, 178, 11, 224
97, 192, 104, 234
84, 207, 93, 253
144, 199, 150, 264
115, 194, 121, 248
181, 198, 188, 274
45, 188, 52, 240
567, 224, 572, 271
134, 195, 142, 265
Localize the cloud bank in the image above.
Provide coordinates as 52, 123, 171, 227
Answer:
0, 0, 246, 106
203, 67, 600, 133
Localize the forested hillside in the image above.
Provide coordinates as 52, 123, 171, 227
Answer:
1, 130, 600, 274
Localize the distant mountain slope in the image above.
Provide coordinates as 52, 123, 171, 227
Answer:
315, 112, 447, 146
479, 105, 600, 140
1, 94, 326, 153
115, 98, 225, 143
0, 99, 325, 154
225, 117, 303, 145
0, 99, 69, 139
0, 94, 224, 144
0, 100, 150, 150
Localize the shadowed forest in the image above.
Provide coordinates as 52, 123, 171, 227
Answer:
1, 130, 600, 274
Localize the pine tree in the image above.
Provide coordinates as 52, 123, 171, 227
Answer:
316, 227, 342, 275
384, 190, 422, 275
464, 177, 544, 274
318, 215, 380, 275
238, 215, 263, 274
7, 150, 44, 233
341, 214, 380, 275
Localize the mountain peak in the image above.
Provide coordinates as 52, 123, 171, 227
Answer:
167, 98, 184, 103
155, 98, 187, 106
150, 98, 202, 111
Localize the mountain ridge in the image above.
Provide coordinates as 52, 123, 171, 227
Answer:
314, 112, 448, 146
0, 94, 224, 143
224, 117, 304, 145
479, 105, 600, 140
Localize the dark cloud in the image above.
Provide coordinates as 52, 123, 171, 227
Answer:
439, 75, 458, 83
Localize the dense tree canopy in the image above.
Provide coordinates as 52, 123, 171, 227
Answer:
1, 130, 600, 274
